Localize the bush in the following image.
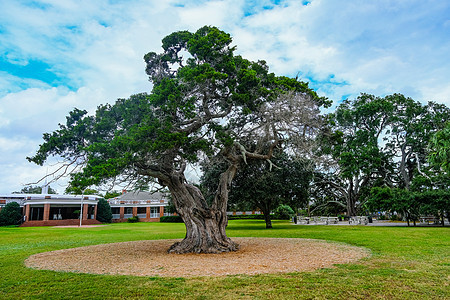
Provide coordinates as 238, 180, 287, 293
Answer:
96, 198, 113, 223
390, 214, 399, 221
0, 202, 22, 226
160, 215, 183, 223
273, 204, 295, 220
127, 216, 139, 223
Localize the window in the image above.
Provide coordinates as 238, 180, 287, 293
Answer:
150, 207, 160, 218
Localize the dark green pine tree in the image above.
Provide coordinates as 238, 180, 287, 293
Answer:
96, 198, 113, 223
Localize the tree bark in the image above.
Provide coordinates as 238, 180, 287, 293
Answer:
261, 206, 273, 229
263, 213, 273, 229
346, 181, 357, 216
165, 165, 239, 254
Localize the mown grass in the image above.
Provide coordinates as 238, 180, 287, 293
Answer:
0, 220, 448, 299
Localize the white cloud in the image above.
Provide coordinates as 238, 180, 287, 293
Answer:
178, 0, 244, 29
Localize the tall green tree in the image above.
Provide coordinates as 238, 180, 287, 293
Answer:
318, 93, 450, 216
318, 94, 393, 216
28, 26, 327, 253
384, 95, 450, 190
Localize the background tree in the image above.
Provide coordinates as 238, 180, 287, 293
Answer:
96, 198, 113, 223
65, 187, 102, 195
428, 122, 450, 174
13, 185, 56, 194
104, 191, 122, 199
366, 187, 449, 226
316, 93, 450, 216
317, 94, 393, 216
366, 187, 419, 226
413, 190, 450, 226
309, 173, 347, 216
0, 202, 22, 226
201, 153, 313, 229
384, 95, 450, 190
28, 26, 327, 253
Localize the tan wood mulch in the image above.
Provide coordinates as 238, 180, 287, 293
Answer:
25, 237, 369, 277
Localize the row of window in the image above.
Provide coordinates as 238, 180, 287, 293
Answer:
111, 207, 160, 219
28, 205, 96, 221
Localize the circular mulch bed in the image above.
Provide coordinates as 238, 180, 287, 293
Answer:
25, 238, 369, 277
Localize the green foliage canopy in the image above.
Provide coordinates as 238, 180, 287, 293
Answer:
428, 122, 450, 173
28, 26, 326, 193
318, 93, 450, 216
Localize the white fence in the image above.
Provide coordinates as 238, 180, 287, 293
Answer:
296, 216, 369, 225
226, 211, 262, 216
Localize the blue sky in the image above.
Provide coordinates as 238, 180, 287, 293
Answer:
1, 0, 449, 193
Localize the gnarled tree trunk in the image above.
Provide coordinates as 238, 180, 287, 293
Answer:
166, 164, 239, 254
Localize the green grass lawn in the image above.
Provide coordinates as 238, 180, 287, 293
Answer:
0, 220, 448, 299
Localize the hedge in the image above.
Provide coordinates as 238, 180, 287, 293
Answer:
160, 215, 183, 223
227, 214, 266, 220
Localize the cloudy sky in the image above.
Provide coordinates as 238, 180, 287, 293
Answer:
1, 0, 449, 193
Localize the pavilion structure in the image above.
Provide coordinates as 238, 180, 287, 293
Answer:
0, 194, 102, 227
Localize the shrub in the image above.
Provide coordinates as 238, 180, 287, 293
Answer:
96, 198, 113, 223
0, 202, 22, 226
127, 216, 139, 223
390, 214, 399, 221
273, 204, 295, 220
160, 215, 183, 223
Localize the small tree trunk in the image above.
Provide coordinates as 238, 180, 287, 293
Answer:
346, 182, 357, 217
263, 210, 272, 229
346, 197, 357, 217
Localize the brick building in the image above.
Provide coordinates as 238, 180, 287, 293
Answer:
107, 191, 169, 222
0, 194, 102, 227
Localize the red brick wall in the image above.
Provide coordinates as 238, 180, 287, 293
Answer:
20, 219, 102, 227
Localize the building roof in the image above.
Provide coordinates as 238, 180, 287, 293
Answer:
113, 191, 168, 201
0, 194, 102, 199
108, 191, 169, 207
0, 194, 102, 206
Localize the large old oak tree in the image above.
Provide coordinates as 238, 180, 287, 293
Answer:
28, 26, 328, 253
